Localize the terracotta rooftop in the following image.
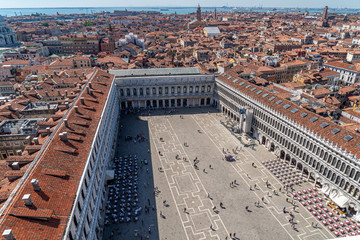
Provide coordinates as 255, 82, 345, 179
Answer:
0, 69, 114, 239
218, 69, 360, 158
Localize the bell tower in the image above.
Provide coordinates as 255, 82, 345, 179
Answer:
197, 4, 201, 21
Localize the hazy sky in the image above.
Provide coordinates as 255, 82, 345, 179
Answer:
1, 0, 359, 8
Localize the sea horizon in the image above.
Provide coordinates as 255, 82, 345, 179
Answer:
0, 6, 359, 17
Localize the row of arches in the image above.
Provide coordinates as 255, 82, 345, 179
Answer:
119, 84, 213, 97
217, 83, 359, 188
216, 84, 360, 206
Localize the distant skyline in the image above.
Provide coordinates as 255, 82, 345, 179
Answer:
1, 0, 359, 9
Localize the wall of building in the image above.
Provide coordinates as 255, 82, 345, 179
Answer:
64, 80, 119, 240
215, 78, 360, 215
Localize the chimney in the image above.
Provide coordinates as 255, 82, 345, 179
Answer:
89, 82, 93, 89
60, 132, 68, 141
16, 150, 22, 155
2, 229, 14, 240
33, 137, 39, 145
58, 90, 61, 96
15, 108, 20, 118
46, 127, 51, 134
31, 179, 41, 191
11, 162, 20, 170
45, 91, 49, 96
22, 194, 32, 206
7, 104, 12, 111
47, 103, 50, 110
86, 86, 90, 94
65, 90, 68, 97
74, 106, 79, 113
80, 97, 85, 105
25, 136, 32, 145
64, 119, 69, 127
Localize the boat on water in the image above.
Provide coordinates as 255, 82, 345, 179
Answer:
160, 9, 169, 11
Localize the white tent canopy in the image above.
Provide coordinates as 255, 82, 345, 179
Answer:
332, 194, 349, 208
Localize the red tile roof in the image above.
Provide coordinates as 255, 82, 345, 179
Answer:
0, 69, 114, 239
218, 70, 360, 157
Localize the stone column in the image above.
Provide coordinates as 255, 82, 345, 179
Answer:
156, 100, 159, 108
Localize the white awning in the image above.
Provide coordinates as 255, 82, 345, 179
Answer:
332, 195, 349, 208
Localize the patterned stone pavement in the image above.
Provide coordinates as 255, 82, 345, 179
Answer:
110, 107, 334, 240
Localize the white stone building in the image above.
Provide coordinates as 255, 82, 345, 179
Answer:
0, 16, 19, 47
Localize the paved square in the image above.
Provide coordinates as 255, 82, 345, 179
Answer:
175, 174, 197, 193
104, 107, 334, 240
191, 213, 212, 231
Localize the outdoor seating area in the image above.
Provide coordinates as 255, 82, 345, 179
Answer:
105, 155, 140, 225
298, 187, 360, 237
262, 159, 304, 187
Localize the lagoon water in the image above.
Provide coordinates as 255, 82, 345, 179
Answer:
0, 7, 359, 17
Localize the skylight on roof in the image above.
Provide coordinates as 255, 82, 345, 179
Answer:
251, 87, 256, 91
262, 93, 269, 97
223, 73, 227, 76
344, 135, 353, 141
228, 76, 232, 80
291, 108, 299, 113
256, 90, 263, 95
300, 113, 308, 117
320, 122, 329, 128
331, 128, 340, 134
276, 100, 283, 104
283, 104, 291, 109
233, 79, 238, 83
245, 85, 251, 89
239, 82, 245, 86
310, 117, 318, 122
269, 97, 275, 101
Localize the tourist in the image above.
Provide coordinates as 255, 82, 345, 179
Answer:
184, 207, 186, 213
